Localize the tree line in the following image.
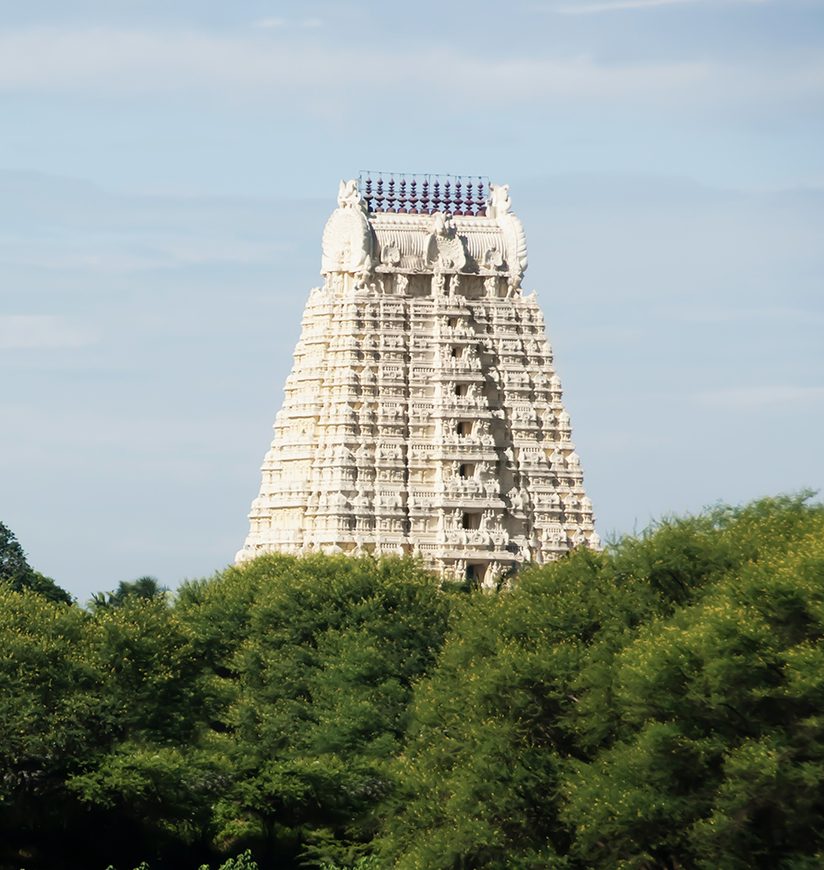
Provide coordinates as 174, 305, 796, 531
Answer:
1, 493, 823, 868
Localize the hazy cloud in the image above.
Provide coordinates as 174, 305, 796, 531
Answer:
0, 315, 96, 349
553, 0, 767, 13
253, 17, 286, 29
0, 26, 818, 115
253, 16, 323, 29
695, 386, 824, 408
0, 28, 702, 101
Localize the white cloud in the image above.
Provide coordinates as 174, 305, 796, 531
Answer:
254, 17, 286, 29
0, 25, 817, 118
0, 27, 709, 102
553, 0, 766, 13
0, 315, 96, 349
0, 238, 292, 272
254, 16, 323, 29
557, 0, 698, 13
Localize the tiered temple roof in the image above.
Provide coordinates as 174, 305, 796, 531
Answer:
236, 175, 597, 587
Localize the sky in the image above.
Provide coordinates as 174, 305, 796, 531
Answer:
1, 0, 823, 601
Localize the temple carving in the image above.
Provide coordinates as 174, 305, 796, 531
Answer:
236, 173, 598, 587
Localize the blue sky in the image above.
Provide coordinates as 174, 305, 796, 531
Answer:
1, 0, 823, 600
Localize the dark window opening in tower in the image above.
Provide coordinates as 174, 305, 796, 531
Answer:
465, 562, 487, 586
462, 512, 481, 530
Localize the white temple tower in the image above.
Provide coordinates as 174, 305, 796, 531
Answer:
236, 174, 598, 587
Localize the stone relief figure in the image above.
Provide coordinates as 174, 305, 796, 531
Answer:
322, 179, 374, 277
482, 247, 504, 269
381, 243, 401, 266
487, 184, 512, 217
487, 183, 527, 289
337, 179, 364, 210
508, 487, 525, 513
425, 212, 467, 272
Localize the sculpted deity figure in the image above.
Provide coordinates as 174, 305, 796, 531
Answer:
322, 179, 372, 276
425, 211, 467, 271
337, 178, 364, 210
488, 184, 512, 217
484, 276, 499, 297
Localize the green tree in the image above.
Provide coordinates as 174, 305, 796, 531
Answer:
0, 580, 222, 868
91, 575, 168, 609
186, 553, 453, 867
561, 498, 824, 868
0, 585, 102, 867
66, 593, 225, 868
376, 494, 824, 869
0, 520, 72, 604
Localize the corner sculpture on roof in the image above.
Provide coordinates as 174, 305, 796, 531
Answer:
236, 172, 598, 587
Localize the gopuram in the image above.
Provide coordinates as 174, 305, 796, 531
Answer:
236, 173, 598, 587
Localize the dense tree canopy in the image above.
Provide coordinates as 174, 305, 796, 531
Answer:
376, 494, 824, 869
1, 495, 823, 869
0, 521, 72, 605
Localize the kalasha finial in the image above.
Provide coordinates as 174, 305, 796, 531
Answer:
388, 175, 396, 211
357, 172, 490, 214
364, 176, 373, 211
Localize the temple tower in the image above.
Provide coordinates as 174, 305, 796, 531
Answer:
236, 174, 598, 587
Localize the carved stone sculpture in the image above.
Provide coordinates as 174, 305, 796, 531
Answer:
237, 175, 597, 587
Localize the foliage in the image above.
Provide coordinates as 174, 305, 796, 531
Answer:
0, 520, 72, 605
0, 520, 32, 584
0, 584, 100, 868
377, 494, 824, 868
187, 554, 455, 865
91, 575, 169, 609
0, 582, 220, 869
2, 496, 824, 868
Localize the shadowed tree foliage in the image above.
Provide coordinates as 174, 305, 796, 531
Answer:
176, 553, 456, 868
375, 494, 824, 869
0, 520, 72, 605
0, 583, 218, 869
1, 496, 823, 869
90, 575, 168, 609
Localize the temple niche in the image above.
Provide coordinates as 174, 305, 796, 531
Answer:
236, 173, 598, 588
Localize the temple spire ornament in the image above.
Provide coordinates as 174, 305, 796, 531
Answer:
236, 174, 598, 587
